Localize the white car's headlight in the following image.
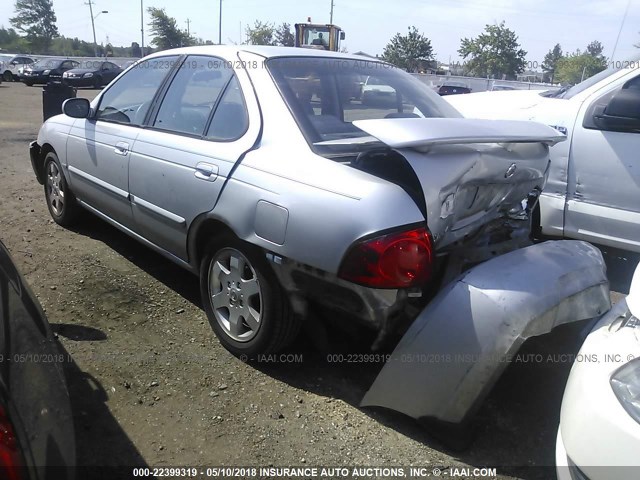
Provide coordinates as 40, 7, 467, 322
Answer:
43, 69, 50, 75
63, 72, 69, 77
611, 356, 640, 424
84, 72, 93, 78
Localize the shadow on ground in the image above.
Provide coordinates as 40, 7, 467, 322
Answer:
54, 327, 149, 479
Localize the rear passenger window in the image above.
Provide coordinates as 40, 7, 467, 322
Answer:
96, 56, 178, 125
154, 56, 232, 136
206, 76, 249, 141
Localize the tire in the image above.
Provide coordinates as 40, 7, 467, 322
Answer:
43, 151, 80, 226
200, 237, 299, 356
24, 82, 33, 87
92, 76, 102, 89
2, 71, 12, 82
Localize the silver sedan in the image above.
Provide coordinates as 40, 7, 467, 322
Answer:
29, 46, 611, 431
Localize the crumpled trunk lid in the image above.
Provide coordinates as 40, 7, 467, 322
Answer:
353, 118, 566, 248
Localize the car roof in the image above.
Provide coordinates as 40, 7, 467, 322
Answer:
144, 45, 389, 64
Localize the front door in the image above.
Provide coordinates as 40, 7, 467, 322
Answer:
65, 56, 178, 229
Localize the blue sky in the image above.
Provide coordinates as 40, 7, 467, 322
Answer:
1, 0, 639, 65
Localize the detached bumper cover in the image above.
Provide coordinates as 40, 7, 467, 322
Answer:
361, 240, 610, 424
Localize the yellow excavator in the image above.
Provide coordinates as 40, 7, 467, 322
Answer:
294, 21, 345, 52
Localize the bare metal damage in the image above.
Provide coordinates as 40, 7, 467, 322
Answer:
361, 240, 610, 424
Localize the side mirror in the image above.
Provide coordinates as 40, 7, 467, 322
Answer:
63, 98, 91, 119
340, 31, 346, 40
594, 87, 640, 131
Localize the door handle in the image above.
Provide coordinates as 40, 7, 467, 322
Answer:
194, 162, 218, 182
114, 142, 129, 156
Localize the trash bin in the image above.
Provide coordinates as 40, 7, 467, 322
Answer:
42, 82, 76, 122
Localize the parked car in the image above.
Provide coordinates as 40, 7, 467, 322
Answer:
361, 75, 397, 104
556, 261, 640, 479
490, 84, 517, 91
21, 59, 80, 86
446, 56, 640, 253
0, 240, 75, 479
29, 46, 611, 430
62, 60, 123, 89
2, 55, 36, 82
438, 81, 471, 95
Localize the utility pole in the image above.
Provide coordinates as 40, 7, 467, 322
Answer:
218, 0, 222, 44
330, 0, 334, 24
186, 18, 191, 36
86, 1, 108, 57
140, 0, 145, 57
87, 0, 97, 57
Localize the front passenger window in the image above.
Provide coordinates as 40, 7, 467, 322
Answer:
96, 56, 178, 125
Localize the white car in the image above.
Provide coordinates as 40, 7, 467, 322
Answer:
361, 75, 397, 104
446, 58, 640, 253
1, 55, 36, 82
556, 262, 640, 479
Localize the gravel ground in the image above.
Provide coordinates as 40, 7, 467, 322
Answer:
0, 81, 636, 480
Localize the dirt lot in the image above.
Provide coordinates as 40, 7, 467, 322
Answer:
0, 81, 636, 480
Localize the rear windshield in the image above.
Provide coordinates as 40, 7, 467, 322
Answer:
267, 57, 461, 146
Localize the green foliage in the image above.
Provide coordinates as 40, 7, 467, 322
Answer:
274, 23, 295, 47
381, 26, 434, 73
148, 7, 194, 50
458, 22, 526, 79
245, 21, 276, 46
542, 44, 563, 83
555, 44, 608, 85
0, 27, 30, 52
10, 0, 59, 53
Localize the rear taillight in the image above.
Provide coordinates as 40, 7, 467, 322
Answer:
0, 405, 25, 480
338, 226, 433, 289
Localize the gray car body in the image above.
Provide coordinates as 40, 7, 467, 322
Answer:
31, 46, 610, 424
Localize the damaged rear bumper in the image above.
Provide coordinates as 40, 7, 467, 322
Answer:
361, 240, 610, 424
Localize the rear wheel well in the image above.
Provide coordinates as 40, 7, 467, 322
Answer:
191, 219, 238, 271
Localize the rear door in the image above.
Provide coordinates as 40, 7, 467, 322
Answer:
128, 55, 261, 260
66, 56, 178, 229
564, 68, 640, 251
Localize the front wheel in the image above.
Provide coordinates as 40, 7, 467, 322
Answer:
92, 76, 102, 89
200, 238, 299, 356
2, 71, 12, 82
44, 152, 80, 226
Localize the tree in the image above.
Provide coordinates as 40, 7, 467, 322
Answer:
542, 44, 563, 83
148, 7, 194, 50
381, 26, 434, 73
586, 40, 604, 58
10, 0, 59, 53
245, 21, 275, 45
274, 22, 294, 47
555, 45, 608, 85
458, 22, 527, 79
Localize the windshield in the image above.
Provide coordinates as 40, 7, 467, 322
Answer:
32, 59, 63, 69
267, 57, 461, 147
544, 52, 640, 100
